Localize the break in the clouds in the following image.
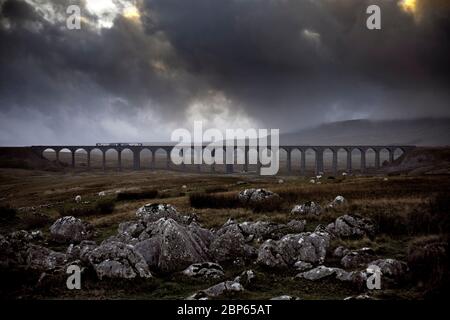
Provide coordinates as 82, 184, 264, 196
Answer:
0, 0, 449, 145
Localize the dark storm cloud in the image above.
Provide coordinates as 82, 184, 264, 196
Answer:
0, 0, 449, 145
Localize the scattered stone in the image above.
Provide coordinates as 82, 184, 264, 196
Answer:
136, 203, 190, 224
238, 188, 279, 203
327, 196, 346, 208
296, 266, 341, 281
341, 248, 376, 269
210, 223, 249, 263
75, 195, 81, 203
270, 295, 300, 300
135, 218, 213, 273
368, 259, 408, 279
238, 220, 306, 241
49, 216, 94, 243
182, 262, 224, 280
296, 266, 367, 287
234, 270, 255, 285
294, 261, 313, 272
88, 241, 152, 279
326, 214, 376, 238
342, 172, 347, 176
309, 179, 316, 184
257, 231, 330, 268
181, 185, 187, 189
344, 294, 373, 300
291, 201, 322, 215
66, 240, 97, 264
98, 191, 106, 197
26, 244, 67, 271
189, 281, 244, 299
278, 179, 284, 184
333, 246, 350, 258
1, 230, 69, 272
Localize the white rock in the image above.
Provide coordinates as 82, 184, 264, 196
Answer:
75, 195, 81, 203
309, 179, 316, 184
98, 191, 106, 197
278, 179, 284, 184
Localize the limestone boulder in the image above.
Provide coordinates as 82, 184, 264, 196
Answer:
49, 216, 94, 243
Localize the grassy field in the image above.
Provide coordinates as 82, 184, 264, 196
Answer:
0, 168, 449, 299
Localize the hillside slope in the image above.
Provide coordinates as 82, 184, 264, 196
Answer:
281, 118, 450, 146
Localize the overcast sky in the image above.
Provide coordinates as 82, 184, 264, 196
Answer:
0, 0, 449, 145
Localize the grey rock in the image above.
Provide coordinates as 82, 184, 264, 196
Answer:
294, 261, 313, 272
238, 188, 279, 203
135, 218, 213, 273
66, 240, 97, 263
341, 248, 376, 269
291, 201, 322, 215
26, 244, 67, 271
270, 295, 300, 300
327, 196, 346, 208
256, 232, 330, 268
88, 241, 152, 279
297, 266, 343, 281
296, 265, 367, 287
238, 219, 306, 241
49, 216, 93, 243
136, 203, 190, 224
234, 270, 255, 285
368, 258, 408, 279
189, 281, 244, 299
344, 294, 374, 300
0, 230, 66, 271
326, 214, 376, 238
210, 223, 249, 263
182, 262, 224, 280
333, 246, 350, 258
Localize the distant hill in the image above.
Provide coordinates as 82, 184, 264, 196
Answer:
0, 147, 64, 170
386, 147, 450, 175
280, 118, 450, 146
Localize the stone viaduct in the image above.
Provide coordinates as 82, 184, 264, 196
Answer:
31, 145, 415, 175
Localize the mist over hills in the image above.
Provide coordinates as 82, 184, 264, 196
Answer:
280, 118, 450, 146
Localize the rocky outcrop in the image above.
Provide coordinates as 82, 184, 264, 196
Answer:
88, 241, 152, 279
341, 248, 376, 269
238, 219, 306, 241
66, 240, 97, 264
294, 261, 313, 272
209, 223, 251, 264
136, 203, 191, 224
326, 214, 376, 238
49, 216, 94, 243
238, 188, 279, 203
368, 259, 408, 280
291, 201, 322, 215
327, 196, 346, 208
270, 295, 300, 300
256, 231, 330, 268
182, 262, 224, 280
135, 218, 213, 273
296, 266, 367, 288
0, 230, 67, 271
234, 270, 255, 285
188, 280, 244, 300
